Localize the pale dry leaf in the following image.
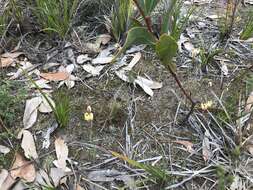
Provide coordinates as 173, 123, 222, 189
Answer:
12, 181, 26, 190
202, 131, 212, 161
10, 153, 36, 182
40, 72, 70, 81
50, 168, 67, 187
0, 171, 16, 190
64, 79, 75, 89
115, 70, 130, 83
136, 76, 162, 89
1, 52, 24, 59
116, 71, 161, 96
35, 169, 53, 187
173, 140, 194, 153
124, 52, 141, 71
23, 97, 42, 129
19, 130, 38, 159
76, 54, 91, 64
126, 45, 146, 54
135, 79, 154, 97
96, 34, 111, 46
76, 184, 85, 190
207, 14, 219, 19
0, 169, 9, 187
245, 92, 253, 113
64, 64, 75, 74
38, 95, 55, 113
92, 57, 113, 65
0, 145, 10, 154
191, 0, 212, 5
83, 43, 100, 53
30, 79, 52, 89
82, 64, 104, 76
220, 60, 228, 76
9, 61, 34, 79
54, 138, 69, 170
57, 64, 76, 89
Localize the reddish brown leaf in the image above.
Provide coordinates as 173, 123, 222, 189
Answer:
40, 72, 70, 81
0, 57, 15, 68
173, 140, 194, 153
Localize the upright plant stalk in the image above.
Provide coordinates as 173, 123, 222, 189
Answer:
132, 0, 196, 120
132, 0, 154, 34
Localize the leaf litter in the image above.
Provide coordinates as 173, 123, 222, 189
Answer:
1, 3, 253, 189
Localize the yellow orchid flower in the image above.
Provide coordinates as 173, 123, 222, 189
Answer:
200, 101, 213, 111
84, 105, 93, 121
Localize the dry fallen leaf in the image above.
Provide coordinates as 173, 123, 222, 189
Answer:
0, 57, 15, 68
96, 34, 111, 46
30, 79, 52, 89
0, 52, 24, 68
83, 43, 100, 53
123, 52, 141, 71
35, 169, 53, 187
244, 135, 253, 156
1, 52, 24, 59
0, 170, 16, 190
82, 64, 104, 76
23, 97, 42, 129
245, 92, 253, 113
136, 76, 163, 89
76, 184, 85, 190
115, 70, 162, 97
173, 140, 194, 153
38, 94, 55, 113
9, 60, 34, 80
92, 57, 113, 65
57, 64, 77, 89
40, 72, 70, 81
202, 131, 212, 161
50, 168, 67, 187
10, 153, 36, 182
76, 54, 91, 64
54, 138, 69, 170
18, 130, 38, 159
0, 169, 9, 187
0, 145, 10, 154
220, 60, 228, 76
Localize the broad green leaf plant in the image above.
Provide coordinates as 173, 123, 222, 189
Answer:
114, 0, 196, 119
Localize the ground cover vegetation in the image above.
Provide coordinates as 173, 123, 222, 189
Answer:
0, 0, 253, 189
